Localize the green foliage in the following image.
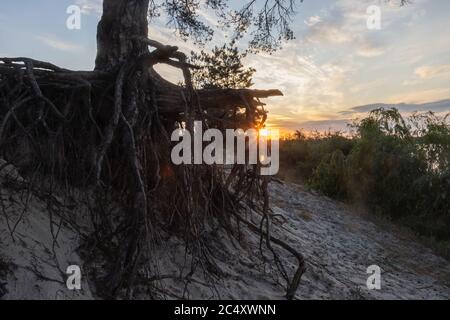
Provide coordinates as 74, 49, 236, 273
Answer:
309, 149, 348, 199
190, 41, 255, 89
280, 108, 450, 243
280, 131, 354, 179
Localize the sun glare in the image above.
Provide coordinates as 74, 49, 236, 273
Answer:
259, 128, 270, 137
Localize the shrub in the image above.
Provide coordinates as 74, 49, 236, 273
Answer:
280, 108, 450, 243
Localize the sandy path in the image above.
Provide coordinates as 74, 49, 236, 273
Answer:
269, 181, 450, 299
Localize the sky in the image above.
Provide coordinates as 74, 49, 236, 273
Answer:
1, 0, 449, 133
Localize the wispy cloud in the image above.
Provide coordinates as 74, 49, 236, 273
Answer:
342, 99, 450, 115
296, 119, 351, 132
356, 41, 387, 58
388, 88, 450, 104
248, 45, 351, 123
305, 10, 353, 45
270, 117, 351, 133
304, 15, 322, 27
75, 0, 102, 16
415, 64, 450, 79
36, 35, 84, 52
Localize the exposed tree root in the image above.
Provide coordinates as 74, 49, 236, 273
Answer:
0, 39, 305, 299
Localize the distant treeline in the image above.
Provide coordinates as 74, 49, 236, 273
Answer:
280, 108, 450, 252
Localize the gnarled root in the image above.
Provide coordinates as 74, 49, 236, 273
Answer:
0, 39, 304, 299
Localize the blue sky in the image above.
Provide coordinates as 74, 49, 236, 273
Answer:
1, 0, 449, 132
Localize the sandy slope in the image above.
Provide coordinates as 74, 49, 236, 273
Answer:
0, 161, 93, 299
0, 162, 449, 300
268, 182, 450, 299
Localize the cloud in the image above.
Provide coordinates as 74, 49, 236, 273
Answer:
304, 2, 389, 58
247, 45, 351, 124
388, 88, 450, 104
296, 119, 351, 133
265, 113, 351, 132
75, 0, 102, 15
356, 41, 386, 57
36, 35, 83, 52
305, 10, 352, 45
342, 99, 450, 115
402, 79, 421, 86
415, 64, 450, 79
304, 15, 322, 27
283, 98, 450, 132
349, 79, 384, 94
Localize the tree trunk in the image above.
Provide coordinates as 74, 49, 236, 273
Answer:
95, 0, 150, 71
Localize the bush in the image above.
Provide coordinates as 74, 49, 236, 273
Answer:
280, 108, 450, 242
309, 149, 347, 199
280, 131, 354, 180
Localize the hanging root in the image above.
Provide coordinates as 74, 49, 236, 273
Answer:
0, 39, 305, 299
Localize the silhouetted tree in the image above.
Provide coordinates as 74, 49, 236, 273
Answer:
190, 41, 255, 89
